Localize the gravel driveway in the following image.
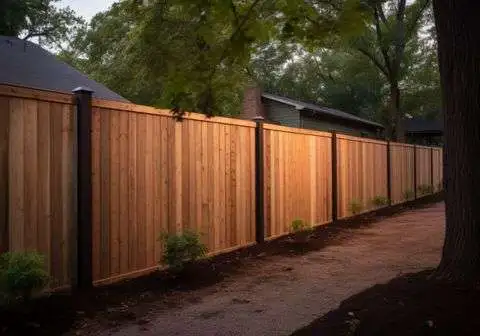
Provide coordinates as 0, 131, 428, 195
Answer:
99, 202, 445, 336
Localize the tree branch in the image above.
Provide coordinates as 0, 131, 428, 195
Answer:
356, 46, 389, 78
405, 0, 430, 40
229, 0, 240, 26
373, 5, 393, 78
23, 27, 57, 40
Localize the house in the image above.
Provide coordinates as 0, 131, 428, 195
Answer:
0, 36, 128, 101
405, 116, 443, 145
242, 87, 384, 138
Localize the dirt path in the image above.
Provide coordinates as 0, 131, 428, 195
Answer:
101, 203, 445, 336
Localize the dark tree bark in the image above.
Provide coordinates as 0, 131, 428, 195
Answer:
433, 0, 480, 281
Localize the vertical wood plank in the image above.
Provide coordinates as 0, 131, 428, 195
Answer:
36, 102, 51, 270
136, 114, 147, 270
0, 97, 9, 253
127, 112, 138, 271
61, 104, 74, 285
91, 108, 101, 281
49, 103, 64, 285
99, 110, 111, 278
229, 125, 237, 247
23, 100, 38, 250
174, 121, 183, 233
9, 99, 25, 251
145, 115, 154, 268
224, 124, 231, 247
109, 110, 120, 276
152, 116, 162, 264
118, 112, 129, 274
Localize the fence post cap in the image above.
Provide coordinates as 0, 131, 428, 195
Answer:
252, 116, 265, 122
72, 86, 94, 94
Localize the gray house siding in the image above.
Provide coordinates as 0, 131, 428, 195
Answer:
300, 114, 378, 137
263, 100, 300, 127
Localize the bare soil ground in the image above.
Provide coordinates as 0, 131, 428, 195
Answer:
0, 198, 444, 336
97, 202, 445, 336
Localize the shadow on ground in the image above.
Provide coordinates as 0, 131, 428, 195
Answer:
292, 269, 480, 336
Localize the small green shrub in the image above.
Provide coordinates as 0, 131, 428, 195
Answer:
0, 251, 49, 302
348, 199, 363, 215
418, 184, 434, 195
371, 195, 389, 207
160, 230, 207, 271
290, 219, 311, 233
404, 189, 415, 200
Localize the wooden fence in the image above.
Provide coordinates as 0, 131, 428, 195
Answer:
0, 85, 444, 289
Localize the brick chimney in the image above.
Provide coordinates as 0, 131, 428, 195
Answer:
242, 85, 267, 120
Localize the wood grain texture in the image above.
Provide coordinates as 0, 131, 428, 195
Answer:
5, 96, 75, 288
91, 109, 256, 283
415, 146, 433, 195
432, 148, 444, 191
390, 143, 415, 204
0, 85, 444, 288
337, 137, 388, 218
0, 97, 9, 253
264, 127, 332, 238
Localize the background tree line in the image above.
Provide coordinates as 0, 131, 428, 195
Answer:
2, 0, 440, 140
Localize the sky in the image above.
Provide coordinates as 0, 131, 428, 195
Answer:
58, 0, 117, 21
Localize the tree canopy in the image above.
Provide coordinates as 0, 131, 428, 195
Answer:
16, 0, 440, 130
0, 0, 84, 48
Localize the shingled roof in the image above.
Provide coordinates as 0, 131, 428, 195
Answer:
262, 93, 384, 129
0, 36, 129, 102
405, 117, 443, 134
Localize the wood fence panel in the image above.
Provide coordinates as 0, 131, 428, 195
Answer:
390, 143, 415, 204
263, 124, 332, 239
432, 148, 443, 192
3, 94, 75, 289
416, 146, 433, 196
337, 135, 388, 218
91, 105, 256, 284
0, 97, 9, 254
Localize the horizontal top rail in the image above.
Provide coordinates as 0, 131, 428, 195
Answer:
337, 133, 387, 146
390, 141, 416, 149
0, 84, 75, 105
92, 98, 256, 128
263, 123, 332, 138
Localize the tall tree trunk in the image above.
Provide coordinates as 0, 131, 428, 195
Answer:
389, 82, 405, 142
433, 0, 480, 281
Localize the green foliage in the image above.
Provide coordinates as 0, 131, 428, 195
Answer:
418, 184, 434, 195
290, 218, 311, 233
160, 230, 207, 271
251, 47, 387, 122
371, 195, 389, 207
348, 199, 363, 215
404, 189, 415, 200
0, 0, 85, 49
0, 251, 49, 302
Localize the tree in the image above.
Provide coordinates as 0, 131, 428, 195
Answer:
433, 0, 480, 281
250, 45, 387, 121
349, 0, 431, 140
63, 0, 371, 116
0, 0, 84, 49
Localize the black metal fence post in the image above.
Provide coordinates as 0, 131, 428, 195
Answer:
253, 116, 265, 244
387, 141, 392, 205
331, 132, 338, 222
73, 86, 93, 289
413, 144, 418, 199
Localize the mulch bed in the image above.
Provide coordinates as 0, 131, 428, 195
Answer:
0, 194, 442, 336
291, 270, 480, 336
